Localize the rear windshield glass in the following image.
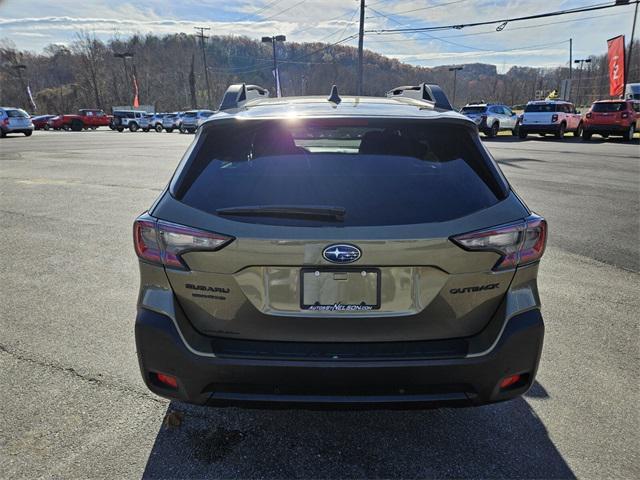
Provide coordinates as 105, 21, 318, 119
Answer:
525, 103, 557, 113
7, 109, 29, 118
173, 119, 508, 227
460, 106, 486, 114
184, 112, 197, 117
592, 102, 626, 112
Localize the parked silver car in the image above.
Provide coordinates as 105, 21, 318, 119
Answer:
0, 107, 34, 137
460, 103, 519, 137
161, 113, 182, 133
180, 109, 215, 133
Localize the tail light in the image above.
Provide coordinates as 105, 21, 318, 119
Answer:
133, 213, 233, 270
451, 214, 547, 271
586, 112, 592, 119
1, 118, 8, 126
621, 111, 629, 119
551, 114, 558, 122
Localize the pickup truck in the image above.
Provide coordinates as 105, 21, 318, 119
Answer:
48, 109, 112, 131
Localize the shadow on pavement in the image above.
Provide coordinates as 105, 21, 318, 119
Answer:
142, 384, 573, 479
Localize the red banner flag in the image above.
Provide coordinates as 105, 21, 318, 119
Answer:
607, 35, 625, 97
132, 74, 140, 108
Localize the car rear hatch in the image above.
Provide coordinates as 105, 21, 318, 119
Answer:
6, 109, 31, 129
589, 102, 628, 125
522, 104, 557, 125
144, 117, 532, 343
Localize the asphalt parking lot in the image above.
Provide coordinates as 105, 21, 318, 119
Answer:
1, 130, 638, 479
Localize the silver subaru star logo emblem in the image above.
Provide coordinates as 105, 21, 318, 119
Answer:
322, 244, 361, 264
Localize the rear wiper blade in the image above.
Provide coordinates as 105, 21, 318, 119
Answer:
216, 205, 346, 222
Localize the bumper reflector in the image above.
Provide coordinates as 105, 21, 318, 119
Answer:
499, 374, 522, 389
153, 372, 178, 389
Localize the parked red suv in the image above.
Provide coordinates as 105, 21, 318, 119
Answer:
582, 99, 639, 141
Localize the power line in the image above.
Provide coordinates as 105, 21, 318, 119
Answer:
364, 11, 631, 43
260, 0, 308, 22
368, 0, 470, 17
367, 1, 638, 34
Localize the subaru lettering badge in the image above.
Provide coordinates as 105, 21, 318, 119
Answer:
322, 244, 361, 264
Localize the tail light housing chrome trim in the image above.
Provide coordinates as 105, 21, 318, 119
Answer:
134, 212, 234, 270
451, 214, 547, 271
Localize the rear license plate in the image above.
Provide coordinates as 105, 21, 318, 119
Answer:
300, 268, 380, 311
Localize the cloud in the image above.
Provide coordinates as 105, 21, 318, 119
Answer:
0, 0, 636, 70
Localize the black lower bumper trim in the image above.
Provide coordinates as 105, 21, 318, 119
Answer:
135, 308, 544, 409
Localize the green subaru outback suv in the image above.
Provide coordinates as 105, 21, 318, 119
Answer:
134, 83, 547, 408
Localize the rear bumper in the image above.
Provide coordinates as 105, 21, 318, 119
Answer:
135, 307, 544, 409
2, 125, 34, 133
519, 124, 560, 134
583, 124, 630, 134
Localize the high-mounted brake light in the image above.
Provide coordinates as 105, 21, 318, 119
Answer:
451, 214, 547, 271
133, 213, 233, 270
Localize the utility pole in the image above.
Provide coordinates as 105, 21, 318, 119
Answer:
448, 66, 463, 108
357, 0, 365, 96
194, 27, 213, 108
569, 38, 573, 80
624, 0, 638, 98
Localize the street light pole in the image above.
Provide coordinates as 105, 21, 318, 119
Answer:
574, 58, 591, 106
448, 66, 463, 108
114, 52, 133, 104
12, 64, 29, 111
262, 35, 286, 97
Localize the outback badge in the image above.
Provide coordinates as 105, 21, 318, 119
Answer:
322, 244, 361, 264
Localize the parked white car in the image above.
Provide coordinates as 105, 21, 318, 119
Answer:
112, 110, 145, 132
518, 101, 583, 139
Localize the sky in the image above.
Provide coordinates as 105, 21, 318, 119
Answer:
0, 0, 637, 73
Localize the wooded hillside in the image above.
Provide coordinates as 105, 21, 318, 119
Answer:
0, 33, 637, 113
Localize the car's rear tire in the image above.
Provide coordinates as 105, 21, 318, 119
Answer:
44, 124, 50, 131
582, 130, 592, 141
116, 127, 124, 132
601, 133, 609, 139
129, 122, 139, 132
71, 119, 83, 132
574, 122, 583, 138
624, 124, 635, 142
555, 123, 566, 139
518, 130, 528, 139
165, 128, 173, 133
0, 129, 6, 138
24, 130, 33, 137
143, 127, 150, 132
155, 124, 163, 132
486, 122, 499, 138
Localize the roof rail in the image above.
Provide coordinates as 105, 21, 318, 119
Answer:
219, 83, 269, 111
386, 83, 453, 110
